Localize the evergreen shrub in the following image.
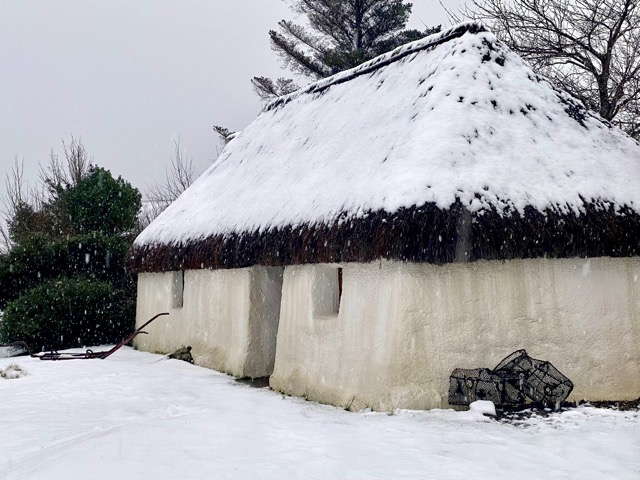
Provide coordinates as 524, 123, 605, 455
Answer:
0, 233, 133, 309
0, 277, 135, 352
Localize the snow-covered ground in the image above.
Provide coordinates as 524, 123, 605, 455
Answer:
1, 348, 639, 480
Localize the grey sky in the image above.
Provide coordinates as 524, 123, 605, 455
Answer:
0, 0, 463, 197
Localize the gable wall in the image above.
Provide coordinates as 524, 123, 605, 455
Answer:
134, 266, 283, 378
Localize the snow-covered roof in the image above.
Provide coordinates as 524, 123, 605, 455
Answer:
131, 22, 640, 272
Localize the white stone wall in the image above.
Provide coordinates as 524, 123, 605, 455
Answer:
135, 266, 283, 378
270, 258, 640, 411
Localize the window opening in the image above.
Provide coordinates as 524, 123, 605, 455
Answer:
330, 267, 343, 315
172, 270, 184, 308
316, 266, 344, 316
337, 267, 343, 309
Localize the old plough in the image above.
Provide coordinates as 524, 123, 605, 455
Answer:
0, 312, 168, 361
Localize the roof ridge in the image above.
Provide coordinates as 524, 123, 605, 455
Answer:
265, 21, 488, 112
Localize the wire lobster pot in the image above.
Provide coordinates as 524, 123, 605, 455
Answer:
448, 367, 525, 407
448, 349, 573, 409
493, 349, 573, 407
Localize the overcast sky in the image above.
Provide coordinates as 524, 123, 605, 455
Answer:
0, 0, 464, 198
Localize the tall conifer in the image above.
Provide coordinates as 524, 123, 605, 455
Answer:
253, 0, 440, 99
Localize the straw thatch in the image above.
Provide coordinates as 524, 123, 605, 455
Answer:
129, 22, 640, 273
130, 200, 640, 272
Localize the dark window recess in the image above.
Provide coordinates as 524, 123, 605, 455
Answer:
172, 270, 184, 309
338, 267, 343, 304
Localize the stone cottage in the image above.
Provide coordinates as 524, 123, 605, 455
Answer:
130, 22, 640, 410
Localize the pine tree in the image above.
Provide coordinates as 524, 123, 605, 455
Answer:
254, 0, 440, 100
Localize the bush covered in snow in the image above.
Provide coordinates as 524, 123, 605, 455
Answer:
0, 277, 134, 352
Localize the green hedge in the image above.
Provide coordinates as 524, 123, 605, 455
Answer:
0, 277, 135, 352
0, 233, 134, 309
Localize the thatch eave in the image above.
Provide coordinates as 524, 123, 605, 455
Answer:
128, 200, 640, 273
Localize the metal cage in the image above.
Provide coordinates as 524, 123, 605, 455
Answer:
493, 349, 573, 407
448, 349, 573, 408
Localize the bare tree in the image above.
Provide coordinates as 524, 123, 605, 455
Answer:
0, 157, 52, 248
141, 138, 195, 227
463, 0, 640, 138
0, 157, 28, 252
1, 157, 27, 220
39, 135, 92, 193
1, 137, 95, 248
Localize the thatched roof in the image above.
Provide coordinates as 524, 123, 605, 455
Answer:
130, 22, 640, 273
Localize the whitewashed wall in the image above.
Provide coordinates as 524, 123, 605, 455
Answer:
270, 258, 640, 411
135, 266, 283, 378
